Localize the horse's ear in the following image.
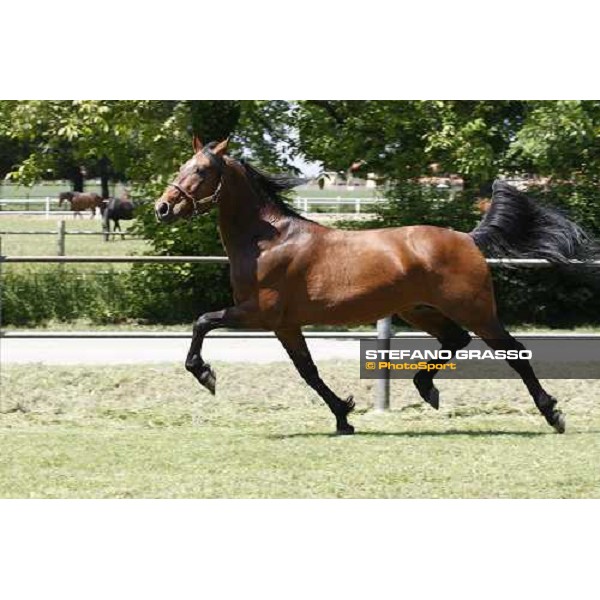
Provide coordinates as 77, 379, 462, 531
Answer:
213, 137, 229, 157
192, 135, 204, 153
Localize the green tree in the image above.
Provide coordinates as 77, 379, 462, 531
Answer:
0, 100, 137, 193
293, 100, 530, 196
293, 100, 433, 180
510, 100, 600, 180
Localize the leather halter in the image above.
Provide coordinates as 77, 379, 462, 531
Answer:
166, 149, 224, 216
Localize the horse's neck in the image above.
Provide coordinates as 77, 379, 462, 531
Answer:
217, 164, 283, 256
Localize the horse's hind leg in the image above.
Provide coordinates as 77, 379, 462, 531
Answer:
472, 320, 565, 433
398, 306, 471, 409
275, 327, 355, 434
115, 219, 125, 240
443, 297, 566, 433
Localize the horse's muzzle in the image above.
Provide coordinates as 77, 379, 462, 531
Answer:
155, 201, 172, 222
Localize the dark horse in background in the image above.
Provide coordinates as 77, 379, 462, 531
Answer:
155, 137, 597, 435
58, 191, 103, 218
100, 197, 135, 241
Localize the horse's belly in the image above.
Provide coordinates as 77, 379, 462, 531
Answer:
289, 263, 409, 325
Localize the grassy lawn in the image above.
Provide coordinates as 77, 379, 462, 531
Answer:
0, 215, 149, 258
1, 362, 599, 498
0, 181, 128, 199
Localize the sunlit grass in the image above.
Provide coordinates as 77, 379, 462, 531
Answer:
0, 216, 150, 260
1, 362, 599, 498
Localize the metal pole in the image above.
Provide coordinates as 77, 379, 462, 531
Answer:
0, 236, 3, 335
0, 236, 3, 413
375, 316, 392, 411
57, 220, 66, 256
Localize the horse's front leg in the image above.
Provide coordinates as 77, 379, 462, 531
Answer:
185, 305, 257, 395
275, 327, 355, 434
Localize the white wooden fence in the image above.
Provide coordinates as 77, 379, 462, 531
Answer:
0, 221, 141, 255
0, 197, 69, 218
0, 196, 383, 219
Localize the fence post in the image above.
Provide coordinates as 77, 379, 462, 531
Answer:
45, 196, 51, 219
0, 237, 3, 337
57, 220, 66, 256
356, 197, 361, 214
375, 316, 392, 411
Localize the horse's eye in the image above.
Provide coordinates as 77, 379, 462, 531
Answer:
196, 167, 205, 178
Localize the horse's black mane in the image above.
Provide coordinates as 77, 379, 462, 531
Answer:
237, 158, 309, 220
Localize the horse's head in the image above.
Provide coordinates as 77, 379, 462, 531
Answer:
155, 136, 228, 223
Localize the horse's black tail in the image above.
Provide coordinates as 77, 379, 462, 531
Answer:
470, 180, 597, 263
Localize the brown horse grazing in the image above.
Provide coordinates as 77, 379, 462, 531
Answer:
58, 191, 103, 218
155, 137, 595, 435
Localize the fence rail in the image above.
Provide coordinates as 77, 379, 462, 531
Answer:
2, 255, 599, 266
1, 252, 599, 411
0, 255, 230, 263
0, 230, 140, 236
0, 196, 384, 218
292, 196, 381, 215
0, 197, 58, 218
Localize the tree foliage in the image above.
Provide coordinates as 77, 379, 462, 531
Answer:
2, 100, 600, 325
509, 100, 600, 180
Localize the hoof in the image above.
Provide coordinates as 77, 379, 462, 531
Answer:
551, 411, 566, 434
541, 395, 565, 434
198, 364, 216, 395
417, 384, 439, 410
336, 423, 355, 436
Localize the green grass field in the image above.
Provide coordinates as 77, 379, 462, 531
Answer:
0, 215, 148, 257
0, 181, 127, 200
1, 362, 599, 498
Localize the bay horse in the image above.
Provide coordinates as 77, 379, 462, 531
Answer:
58, 191, 103, 218
155, 137, 595, 435
100, 197, 135, 241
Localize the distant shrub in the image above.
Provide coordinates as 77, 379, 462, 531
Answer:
1, 267, 136, 326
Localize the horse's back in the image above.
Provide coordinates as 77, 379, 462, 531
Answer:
103, 198, 135, 222
312, 224, 481, 276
